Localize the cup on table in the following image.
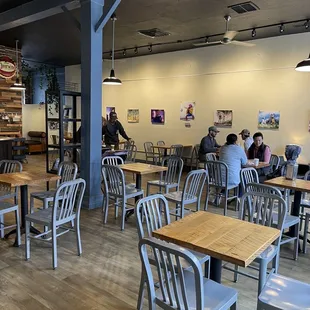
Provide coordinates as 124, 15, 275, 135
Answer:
111, 144, 115, 151
253, 158, 259, 167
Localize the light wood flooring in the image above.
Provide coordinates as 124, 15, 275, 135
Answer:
0, 154, 309, 310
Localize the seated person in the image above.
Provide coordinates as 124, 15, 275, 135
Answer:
239, 128, 254, 153
247, 132, 271, 163
198, 126, 221, 161
219, 133, 247, 188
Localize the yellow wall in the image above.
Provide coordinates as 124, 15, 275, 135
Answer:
65, 32, 310, 163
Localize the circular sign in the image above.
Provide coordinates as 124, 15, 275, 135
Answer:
0, 56, 16, 79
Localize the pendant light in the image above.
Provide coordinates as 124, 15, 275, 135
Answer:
10, 40, 26, 91
295, 53, 310, 72
103, 14, 122, 85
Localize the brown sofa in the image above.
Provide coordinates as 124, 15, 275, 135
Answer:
25, 131, 46, 154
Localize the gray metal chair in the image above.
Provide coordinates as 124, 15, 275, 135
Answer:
206, 152, 217, 161
0, 202, 20, 245
139, 237, 238, 310
164, 169, 208, 219
244, 182, 299, 261
144, 142, 159, 165
205, 160, 239, 216
146, 156, 183, 195
257, 273, 310, 310
30, 162, 78, 214
25, 178, 86, 269
125, 145, 137, 163
240, 167, 259, 193
101, 164, 144, 230
299, 170, 310, 233
156, 140, 165, 162
169, 144, 183, 158
228, 190, 286, 295
269, 154, 280, 172
102, 155, 124, 166
135, 194, 211, 309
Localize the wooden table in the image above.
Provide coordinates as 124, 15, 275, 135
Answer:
152, 144, 192, 157
244, 162, 270, 169
0, 171, 60, 246
153, 211, 280, 283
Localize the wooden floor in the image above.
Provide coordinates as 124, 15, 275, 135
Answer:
0, 154, 309, 310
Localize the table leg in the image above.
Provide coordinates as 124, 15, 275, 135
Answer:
210, 257, 222, 283
164, 149, 168, 157
126, 174, 142, 221
288, 190, 301, 237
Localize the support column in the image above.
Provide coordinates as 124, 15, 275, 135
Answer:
80, 0, 104, 209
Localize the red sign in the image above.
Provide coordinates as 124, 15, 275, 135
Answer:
0, 56, 16, 79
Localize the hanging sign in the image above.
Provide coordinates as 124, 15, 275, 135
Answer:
0, 56, 16, 79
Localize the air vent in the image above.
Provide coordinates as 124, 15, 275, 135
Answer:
138, 28, 171, 38
228, 1, 260, 14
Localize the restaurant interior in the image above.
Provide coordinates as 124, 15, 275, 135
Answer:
0, 0, 310, 309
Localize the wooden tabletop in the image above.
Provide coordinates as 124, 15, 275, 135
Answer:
265, 176, 310, 192
152, 145, 192, 150
153, 211, 280, 267
119, 163, 168, 175
244, 162, 270, 169
0, 171, 61, 187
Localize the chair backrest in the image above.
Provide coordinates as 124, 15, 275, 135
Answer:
76, 148, 81, 168
144, 142, 154, 156
245, 182, 282, 197
0, 160, 22, 174
169, 144, 183, 157
157, 140, 165, 156
240, 191, 286, 245
57, 162, 78, 186
124, 140, 135, 150
139, 237, 204, 310
205, 160, 227, 188
101, 164, 125, 197
53, 178, 86, 225
126, 145, 137, 162
240, 167, 259, 192
206, 153, 217, 161
102, 155, 124, 166
182, 169, 208, 202
157, 140, 165, 146
136, 194, 170, 240
161, 156, 184, 185
269, 154, 280, 172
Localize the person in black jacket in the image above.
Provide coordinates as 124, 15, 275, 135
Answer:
102, 111, 131, 149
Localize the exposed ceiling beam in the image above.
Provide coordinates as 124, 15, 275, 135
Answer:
0, 0, 81, 32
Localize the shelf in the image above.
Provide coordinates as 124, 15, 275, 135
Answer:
47, 118, 81, 122
48, 143, 81, 149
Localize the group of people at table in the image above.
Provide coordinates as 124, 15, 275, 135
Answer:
198, 126, 272, 188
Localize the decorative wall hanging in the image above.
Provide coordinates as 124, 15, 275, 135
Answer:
180, 102, 195, 121
127, 109, 139, 123
258, 111, 280, 129
0, 56, 16, 79
106, 107, 115, 120
214, 110, 233, 127
151, 109, 165, 124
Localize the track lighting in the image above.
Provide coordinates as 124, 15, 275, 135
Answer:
279, 24, 284, 33
148, 44, 152, 52
134, 47, 138, 54
251, 28, 256, 37
205, 36, 209, 43
305, 20, 309, 30
123, 49, 126, 56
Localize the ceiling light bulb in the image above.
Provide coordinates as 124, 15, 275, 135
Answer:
123, 49, 126, 56
134, 47, 138, 54
305, 20, 309, 29
205, 36, 209, 43
279, 24, 284, 33
252, 28, 256, 37
148, 44, 152, 52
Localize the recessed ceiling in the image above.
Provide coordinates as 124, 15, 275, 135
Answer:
0, 0, 308, 66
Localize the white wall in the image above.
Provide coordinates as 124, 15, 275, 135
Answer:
22, 104, 45, 137
66, 32, 310, 163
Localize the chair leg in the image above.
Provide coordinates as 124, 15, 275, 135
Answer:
224, 190, 228, 216
52, 226, 58, 270
272, 251, 279, 274
121, 200, 126, 231
75, 217, 82, 256
303, 214, 309, 253
294, 222, 299, 260
233, 264, 239, 282
146, 183, 150, 196
15, 209, 21, 247
30, 196, 35, 214
0, 214, 4, 239
103, 194, 109, 224
25, 220, 30, 261
258, 260, 268, 295
204, 260, 210, 278
137, 270, 146, 310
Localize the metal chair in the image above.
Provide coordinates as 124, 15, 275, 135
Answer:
0, 202, 20, 245
156, 140, 165, 162
257, 273, 310, 310
146, 157, 183, 195
169, 144, 183, 158
125, 145, 137, 164
269, 154, 280, 172
30, 162, 78, 214
228, 190, 286, 295
101, 164, 144, 230
299, 170, 310, 232
135, 194, 211, 309
244, 183, 299, 261
182, 144, 200, 170
123, 139, 135, 151
240, 167, 259, 193
144, 142, 159, 165
206, 153, 217, 161
139, 237, 238, 310
101, 155, 124, 166
164, 169, 208, 219
205, 161, 239, 216
25, 178, 86, 269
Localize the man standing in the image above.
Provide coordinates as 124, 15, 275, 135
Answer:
239, 129, 253, 153
102, 111, 131, 148
198, 126, 221, 161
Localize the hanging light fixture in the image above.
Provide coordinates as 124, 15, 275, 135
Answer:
295, 54, 310, 72
103, 14, 121, 86
10, 40, 26, 91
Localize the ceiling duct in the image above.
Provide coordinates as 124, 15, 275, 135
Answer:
138, 28, 171, 38
228, 1, 260, 14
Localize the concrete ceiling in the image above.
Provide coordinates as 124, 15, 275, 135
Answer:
0, 0, 309, 66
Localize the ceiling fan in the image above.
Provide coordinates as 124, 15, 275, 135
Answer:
194, 15, 255, 48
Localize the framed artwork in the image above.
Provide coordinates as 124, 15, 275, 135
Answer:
214, 110, 233, 127
151, 109, 165, 124
127, 109, 139, 123
258, 111, 280, 129
48, 121, 59, 130
106, 107, 115, 120
180, 102, 195, 121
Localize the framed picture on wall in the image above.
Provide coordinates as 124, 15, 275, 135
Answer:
258, 111, 280, 129
127, 109, 139, 123
151, 109, 165, 124
180, 102, 195, 121
214, 110, 233, 127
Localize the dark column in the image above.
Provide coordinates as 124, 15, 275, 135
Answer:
80, 0, 104, 209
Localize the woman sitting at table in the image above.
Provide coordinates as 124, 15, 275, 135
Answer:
247, 132, 271, 163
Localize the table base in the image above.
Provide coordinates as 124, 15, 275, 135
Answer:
210, 257, 222, 283
5, 226, 41, 247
